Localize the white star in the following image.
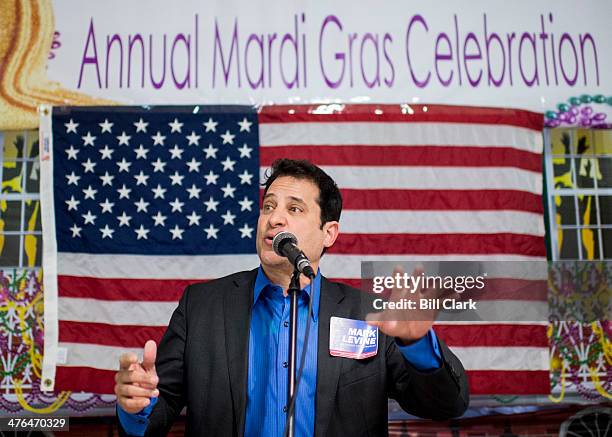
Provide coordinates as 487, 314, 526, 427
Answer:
169, 171, 184, 186
134, 171, 149, 186
220, 130, 235, 145
152, 131, 166, 146
134, 144, 149, 159
186, 157, 201, 172
152, 211, 167, 227
117, 184, 131, 199
66, 172, 80, 186
221, 182, 236, 198
100, 224, 115, 239
65, 145, 79, 160
116, 158, 131, 173
100, 171, 114, 186
238, 223, 254, 239
152, 158, 166, 173
134, 198, 149, 213
151, 184, 167, 199
221, 156, 236, 171
221, 209, 236, 225
203, 117, 218, 132
65, 119, 78, 133
238, 170, 253, 185
204, 224, 219, 240
204, 144, 218, 159
186, 131, 201, 146
239, 196, 254, 211
99, 145, 114, 160
82, 131, 96, 146
70, 223, 82, 237
99, 198, 114, 213
169, 145, 184, 159
134, 118, 148, 133
186, 184, 202, 199
169, 198, 184, 212
65, 196, 80, 211
82, 210, 97, 225
99, 119, 113, 133
116, 131, 131, 146
170, 225, 185, 240
82, 185, 97, 200
82, 158, 96, 173
168, 118, 184, 133
238, 117, 253, 132
204, 196, 219, 212
186, 211, 201, 226
204, 170, 219, 185
117, 212, 132, 227
135, 225, 150, 240
238, 144, 253, 158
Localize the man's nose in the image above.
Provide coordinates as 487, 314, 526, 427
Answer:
268, 208, 288, 228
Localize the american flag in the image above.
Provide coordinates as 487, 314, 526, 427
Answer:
41, 104, 548, 395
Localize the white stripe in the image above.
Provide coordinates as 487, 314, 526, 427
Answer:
58, 297, 175, 326
259, 166, 543, 194
320, 254, 546, 278
57, 252, 259, 278
341, 210, 545, 236
58, 296, 547, 327
58, 343, 549, 372
57, 253, 546, 280
259, 122, 543, 154
59, 342, 141, 370
434, 301, 548, 322
450, 346, 549, 371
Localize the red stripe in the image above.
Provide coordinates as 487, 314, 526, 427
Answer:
258, 188, 544, 214
466, 370, 550, 395
53, 367, 550, 396
59, 321, 167, 347
260, 146, 542, 172
55, 367, 116, 394
58, 276, 206, 301
258, 104, 543, 132
53, 367, 550, 395
330, 233, 547, 256
434, 324, 549, 347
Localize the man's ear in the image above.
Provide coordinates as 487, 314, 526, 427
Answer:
322, 221, 339, 249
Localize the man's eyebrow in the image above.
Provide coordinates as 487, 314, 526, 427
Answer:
288, 196, 306, 205
262, 193, 276, 201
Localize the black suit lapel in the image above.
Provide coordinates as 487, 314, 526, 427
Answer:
224, 269, 257, 436
314, 277, 347, 437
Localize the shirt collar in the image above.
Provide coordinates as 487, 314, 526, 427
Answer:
253, 265, 321, 322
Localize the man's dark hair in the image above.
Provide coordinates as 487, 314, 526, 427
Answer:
262, 159, 342, 228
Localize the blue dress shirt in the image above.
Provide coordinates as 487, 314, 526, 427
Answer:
118, 267, 442, 436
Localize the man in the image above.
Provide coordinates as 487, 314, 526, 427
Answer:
115, 159, 469, 436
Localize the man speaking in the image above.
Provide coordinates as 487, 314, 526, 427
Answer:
114, 159, 469, 436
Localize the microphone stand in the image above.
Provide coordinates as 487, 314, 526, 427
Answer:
286, 268, 301, 437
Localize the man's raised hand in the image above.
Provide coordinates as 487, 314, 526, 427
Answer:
114, 340, 159, 414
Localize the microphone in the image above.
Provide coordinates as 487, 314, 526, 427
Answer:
272, 231, 316, 278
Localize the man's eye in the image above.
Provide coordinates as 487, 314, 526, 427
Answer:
263, 204, 274, 211
289, 206, 302, 213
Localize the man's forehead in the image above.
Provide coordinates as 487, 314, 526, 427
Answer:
264, 177, 319, 203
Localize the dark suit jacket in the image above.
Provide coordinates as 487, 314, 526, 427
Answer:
119, 269, 469, 436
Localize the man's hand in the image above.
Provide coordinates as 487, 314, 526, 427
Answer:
366, 265, 437, 345
114, 340, 159, 414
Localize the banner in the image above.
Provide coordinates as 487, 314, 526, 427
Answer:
1, 0, 611, 129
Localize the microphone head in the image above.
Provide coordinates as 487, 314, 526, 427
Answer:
272, 231, 298, 257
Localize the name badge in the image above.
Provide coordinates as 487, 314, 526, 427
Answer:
329, 317, 378, 359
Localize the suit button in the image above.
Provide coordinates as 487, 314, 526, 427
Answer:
283, 362, 288, 368
283, 406, 288, 413
284, 321, 289, 328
